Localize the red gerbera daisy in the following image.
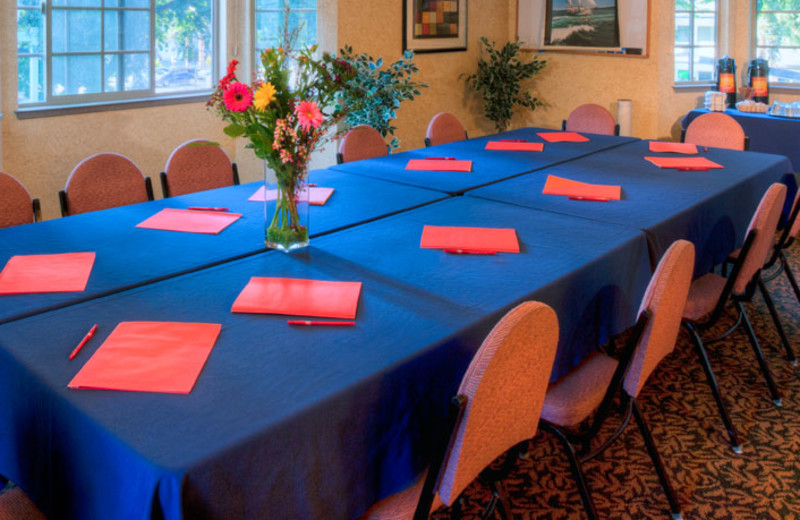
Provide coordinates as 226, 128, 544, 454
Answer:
223, 82, 253, 112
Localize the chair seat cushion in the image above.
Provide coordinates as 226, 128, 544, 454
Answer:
360, 471, 444, 520
541, 351, 618, 428
682, 273, 727, 321
0, 486, 46, 520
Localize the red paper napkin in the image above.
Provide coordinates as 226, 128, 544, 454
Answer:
485, 141, 544, 152
406, 159, 472, 172
248, 186, 334, 206
68, 321, 221, 394
232, 277, 362, 319
542, 175, 621, 201
420, 225, 520, 253
0, 252, 95, 294
136, 208, 241, 234
644, 156, 723, 170
537, 132, 590, 143
648, 141, 698, 154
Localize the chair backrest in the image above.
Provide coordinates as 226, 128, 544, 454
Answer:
0, 171, 36, 228
564, 104, 617, 135
337, 125, 388, 164
623, 240, 695, 398
425, 112, 467, 147
63, 153, 149, 216
734, 183, 787, 293
163, 140, 237, 197
789, 190, 800, 239
436, 301, 559, 505
684, 112, 747, 151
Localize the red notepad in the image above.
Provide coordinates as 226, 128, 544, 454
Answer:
648, 141, 698, 154
542, 175, 621, 201
0, 252, 95, 294
644, 156, 723, 170
537, 132, 590, 143
420, 225, 520, 253
485, 141, 544, 152
231, 277, 362, 319
406, 159, 472, 172
68, 321, 221, 394
248, 186, 334, 205
136, 208, 241, 234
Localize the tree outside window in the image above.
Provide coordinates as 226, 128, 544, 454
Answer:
755, 0, 800, 85
674, 0, 718, 83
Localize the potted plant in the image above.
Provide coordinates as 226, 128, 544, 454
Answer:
463, 37, 546, 133
337, 46, 427, 150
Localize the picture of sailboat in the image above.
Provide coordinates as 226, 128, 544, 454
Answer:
567, 0, 596, 16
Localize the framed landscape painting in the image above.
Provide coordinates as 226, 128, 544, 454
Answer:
544, 0, 620, 49
403, 0, 468, 53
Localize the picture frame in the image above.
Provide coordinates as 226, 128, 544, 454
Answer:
403, 0, 468, 53
543, 0, 620, 51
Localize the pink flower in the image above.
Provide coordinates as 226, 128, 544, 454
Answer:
223, 82, 252, 112
295, 101, 324, 131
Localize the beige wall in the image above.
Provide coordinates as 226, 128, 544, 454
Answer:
3, 1, 800, 221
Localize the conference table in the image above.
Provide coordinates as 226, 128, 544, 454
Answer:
0, 197, 650, 520
329, 127, 639, 194
0, 128, 793, 519
468, 139, 793, 276
0, 170, 445, 325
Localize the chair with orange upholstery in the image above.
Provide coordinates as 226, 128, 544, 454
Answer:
360, 301, 559, 520
0, 485, 46, 520
561, 104, 619, 136
682, 183, 787, 453
681, 112, 749, 151
336, 125, 389, 164
0, 171, 40, 228
424, 112, 468, 147
59, 153, 154, 217
760, 189, 800, 309
160, 140, 239, 197
541, 240, 694, 520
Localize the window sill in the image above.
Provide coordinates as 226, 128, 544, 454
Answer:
14, 92, 212, 120
673, 83, 715, 92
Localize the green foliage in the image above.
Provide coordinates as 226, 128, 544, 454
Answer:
462, 37, 546, 133
336, 46, 428, 150
155, 0, 212, 64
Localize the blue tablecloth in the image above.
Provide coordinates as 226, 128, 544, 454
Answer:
329, 127, 638, 195
467, 140, 794, 276
0, 171, 444, 324
0, 197, 651, 520
682, 108, 800, 172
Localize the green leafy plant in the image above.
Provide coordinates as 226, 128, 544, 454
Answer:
462, 37, 546, 133
337, 46, 427, 150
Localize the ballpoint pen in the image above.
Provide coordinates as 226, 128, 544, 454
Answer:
288, 320, 356, 326
69, 324, 98, 360
568, 196, 611, 202
187, 206, 230, 212
444, 249, 497, 255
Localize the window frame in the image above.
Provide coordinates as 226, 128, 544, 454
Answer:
751, 1, 800, 88
674, 0, 721, 86
16, 0, 220, 113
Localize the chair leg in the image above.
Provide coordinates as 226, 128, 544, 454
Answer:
758, 278, 797, 365
631, 399, 683, 520
781, 252, 800, 306
489, 480, 512, 520
542, 422, 598, 520
736, 301, 782, 406
683, 322, 742, 452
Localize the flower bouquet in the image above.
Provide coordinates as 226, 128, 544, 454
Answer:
209, 47, 355, 251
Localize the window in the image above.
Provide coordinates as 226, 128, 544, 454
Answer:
254, 0, 317, 68
755, 0, 800, 85
16, 0, 217, 108
674, 0, 718, 83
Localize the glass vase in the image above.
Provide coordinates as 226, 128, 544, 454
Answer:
264, 161, 309, 252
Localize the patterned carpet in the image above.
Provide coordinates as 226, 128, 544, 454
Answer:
434, 244, 800, 520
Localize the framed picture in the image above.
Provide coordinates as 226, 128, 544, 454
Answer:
403, 0, 468, 53
543, 0, 620, 50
